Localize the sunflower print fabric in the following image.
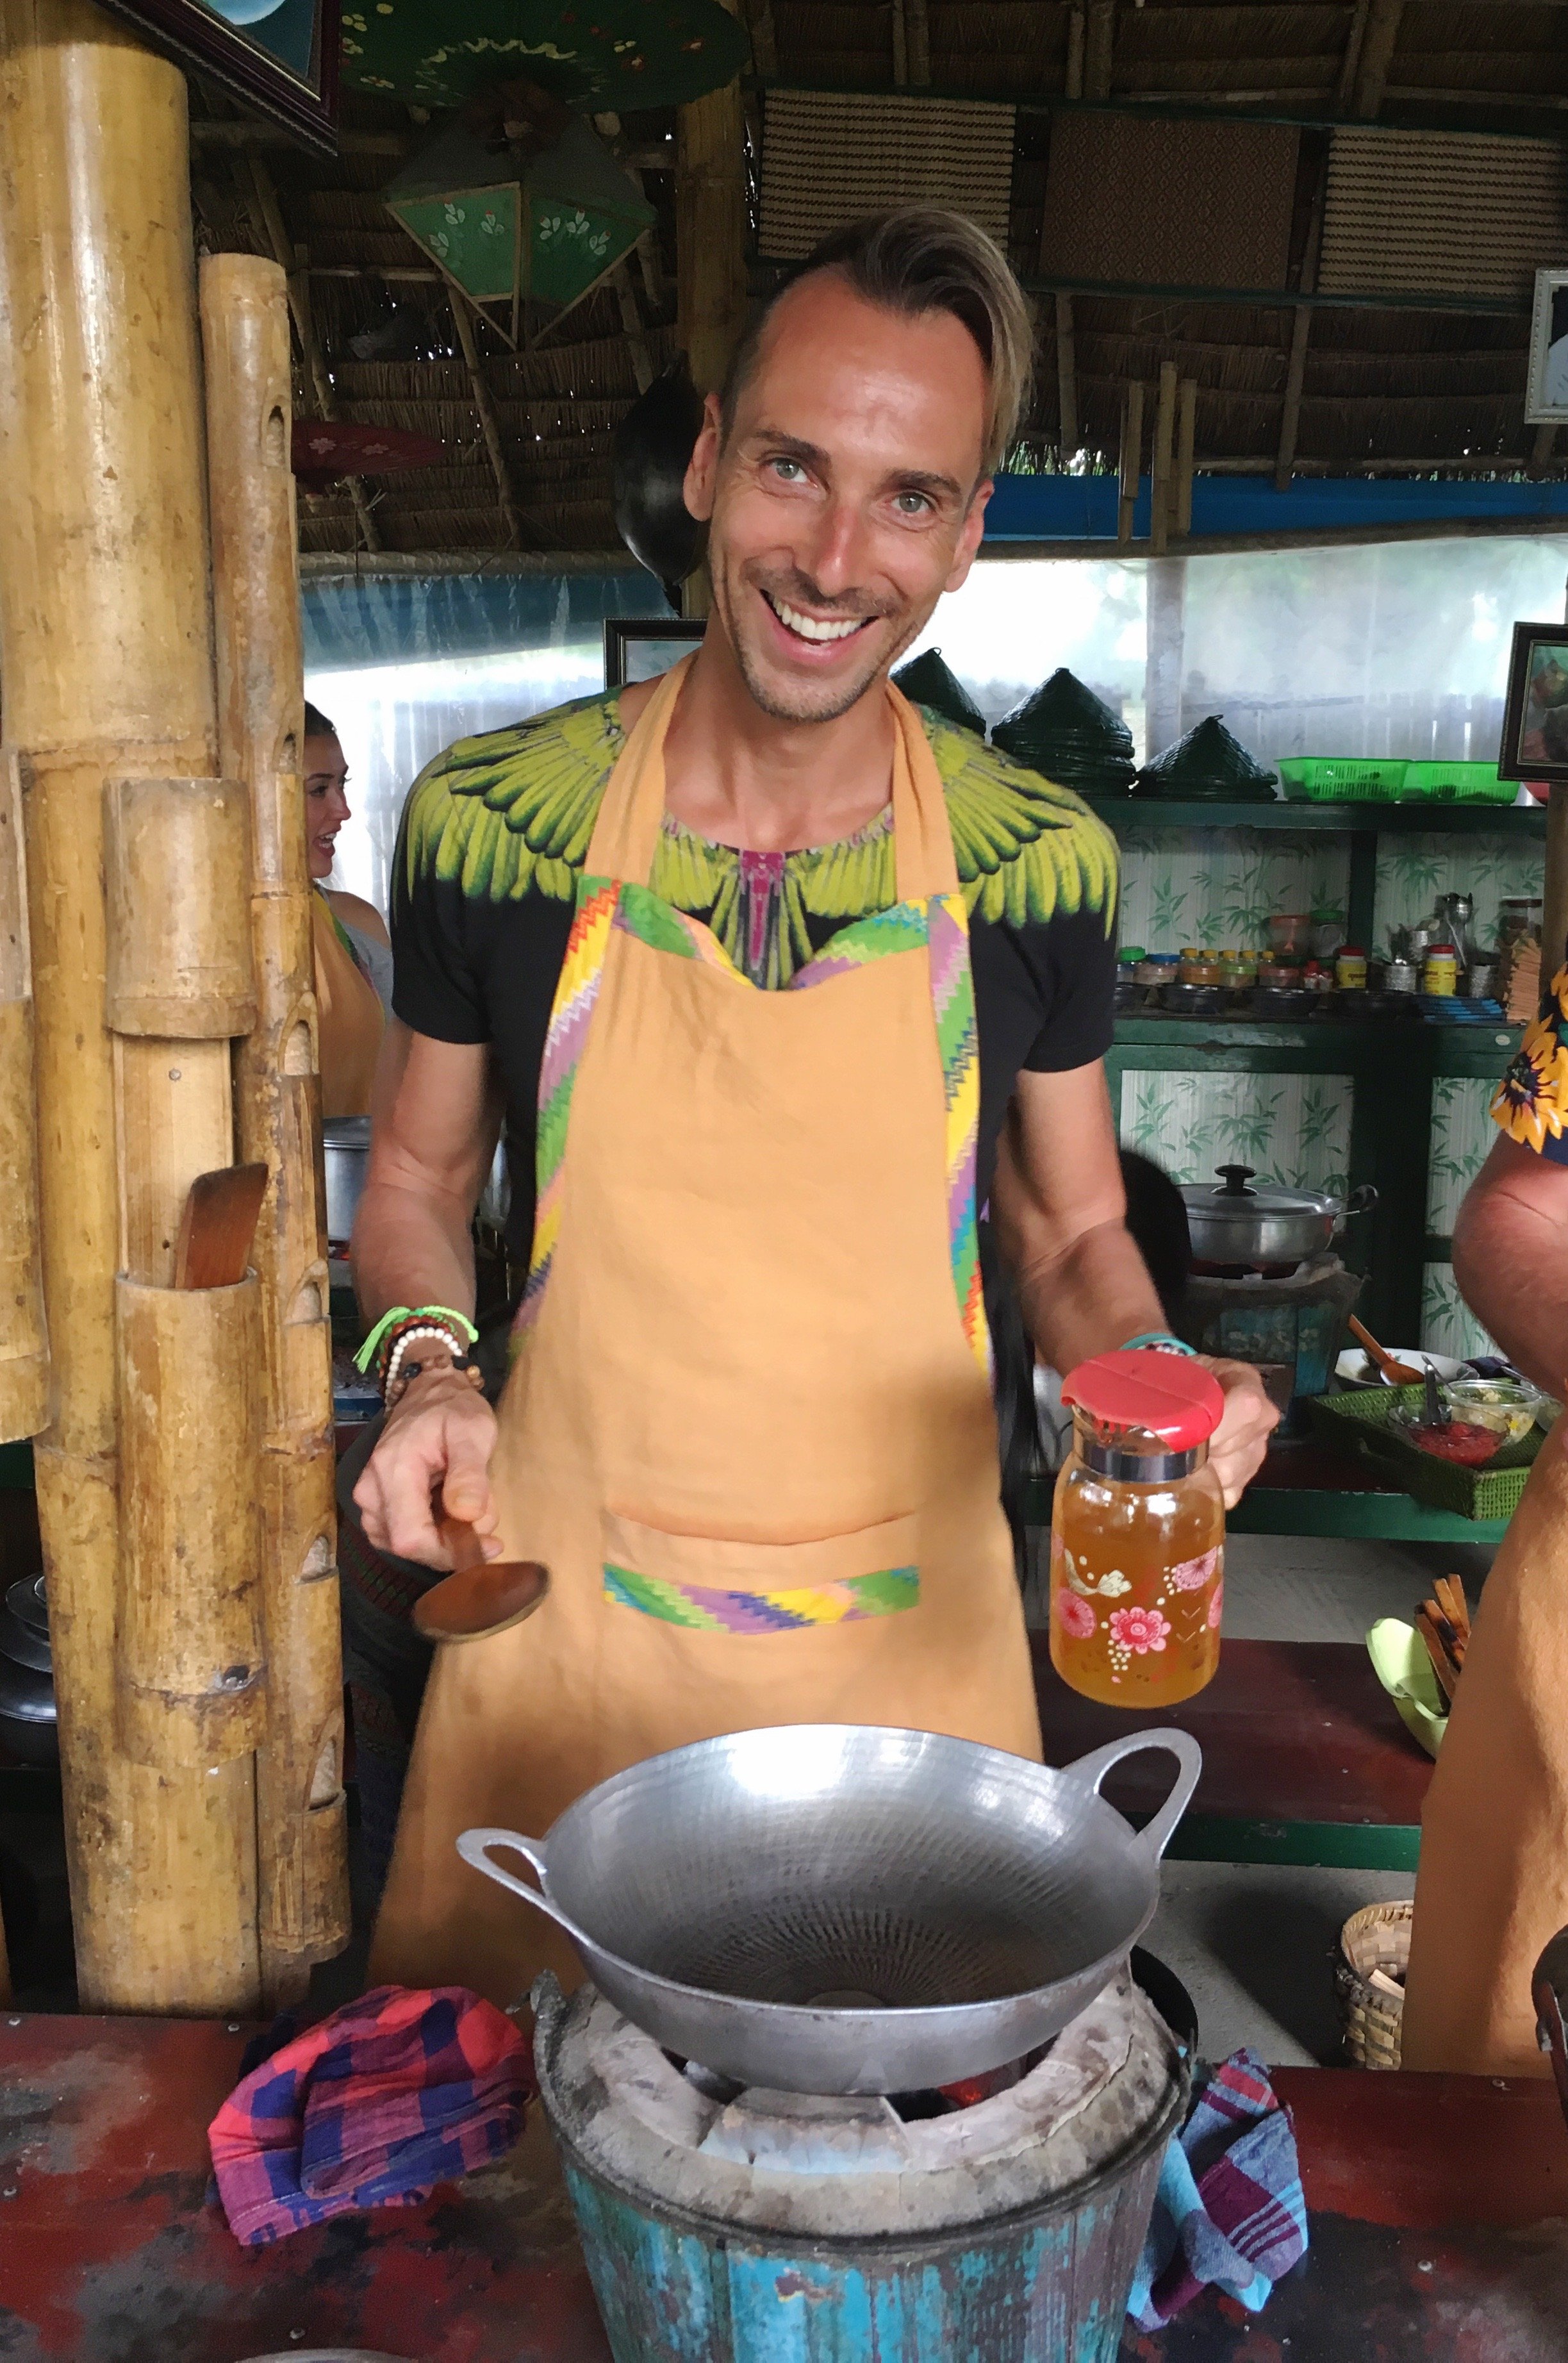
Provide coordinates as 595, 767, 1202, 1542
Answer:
1493, 961, 1568, 1159
399, 690, 1118, 986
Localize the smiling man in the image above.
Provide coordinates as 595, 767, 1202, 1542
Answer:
351, 210, 1276, 1998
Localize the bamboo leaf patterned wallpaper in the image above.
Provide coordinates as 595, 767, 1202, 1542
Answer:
1117, 828, 1351, 950
1119, 1070, 1354, 1198
1117, 826, 1542, 960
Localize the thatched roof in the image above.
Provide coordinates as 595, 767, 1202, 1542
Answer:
193, 1, 1568, 558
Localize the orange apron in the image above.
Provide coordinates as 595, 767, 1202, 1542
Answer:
370, 659, 1042, 2004
312, 888, 384, 1118
1402, 1415, 1568, 2075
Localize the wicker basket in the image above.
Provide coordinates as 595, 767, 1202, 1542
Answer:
1337, 1900, 1412, 2068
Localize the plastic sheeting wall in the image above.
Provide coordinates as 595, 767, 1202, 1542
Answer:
303, 570, 668, 914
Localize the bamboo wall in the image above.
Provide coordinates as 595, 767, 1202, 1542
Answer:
0, 0, 345, 2009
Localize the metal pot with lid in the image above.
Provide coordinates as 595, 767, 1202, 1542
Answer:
1180, 1163, 1376, 1268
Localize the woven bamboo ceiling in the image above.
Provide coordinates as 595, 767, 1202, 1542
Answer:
190, 0, 1568, 560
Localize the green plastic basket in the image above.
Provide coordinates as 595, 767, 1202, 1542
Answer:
1278, 758, 1408, 802
1399, 760, 1517, 805
1307, 1384, 1540, 1521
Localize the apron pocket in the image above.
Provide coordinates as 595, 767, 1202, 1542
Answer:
602, 1511, 920, 1633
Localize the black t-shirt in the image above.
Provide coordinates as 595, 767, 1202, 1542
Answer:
391, 690, 1120, 1265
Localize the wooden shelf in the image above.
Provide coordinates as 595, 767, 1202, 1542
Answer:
1085, 796, 1544, 834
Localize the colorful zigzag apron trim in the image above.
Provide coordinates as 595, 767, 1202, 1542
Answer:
928, 891, 990, 1377
516, 875, 617, 1337
516, 874, 988, 1372
603, 1562, 920, 1630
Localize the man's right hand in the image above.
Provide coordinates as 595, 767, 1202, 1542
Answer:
352, 1366, 501, 1567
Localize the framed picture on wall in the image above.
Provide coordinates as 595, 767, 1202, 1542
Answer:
1525, 270, 1568, 425
604, 619, 706, 690
95, 0, 339, 153
1499, 620, 1568, 784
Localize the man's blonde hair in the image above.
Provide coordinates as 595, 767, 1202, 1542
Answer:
720, 207, 1034, 481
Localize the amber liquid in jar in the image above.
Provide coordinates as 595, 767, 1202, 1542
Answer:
1049, 1418, 1225, 1707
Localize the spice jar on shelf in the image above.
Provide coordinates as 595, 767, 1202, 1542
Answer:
1050, 1350, 1226, 1709
1423, 942, 1458, 997
1335, 945, 1368, 991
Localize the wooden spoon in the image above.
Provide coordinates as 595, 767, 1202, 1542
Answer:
174, 1163, 270, 1289
1349, 1316, 1424, 1389
412, 1506, 549, 1645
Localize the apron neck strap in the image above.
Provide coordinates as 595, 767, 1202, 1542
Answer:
586, 652, 961, 904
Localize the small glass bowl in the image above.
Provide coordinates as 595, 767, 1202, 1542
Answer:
1442, 1377, 1546, 1448
1388, 1405, 1503, 1466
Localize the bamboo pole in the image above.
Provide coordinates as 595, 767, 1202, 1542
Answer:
1117, 380, 1144, 548
0, 0, 260, 2013
1175, 377, 1197, 537
675, 0, 745, 622
1150, 360, 1178, 557
676, 0, 747, 404
116, 1275, 266, 1770
200, 252, 349, 2007
0, 754, 49, 1445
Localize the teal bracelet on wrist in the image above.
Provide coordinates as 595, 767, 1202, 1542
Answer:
1119, 1329, 1196, 1357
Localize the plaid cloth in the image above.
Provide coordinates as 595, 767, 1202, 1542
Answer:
1127, 2048, 1308, 2330
209, 1984, 528, 2247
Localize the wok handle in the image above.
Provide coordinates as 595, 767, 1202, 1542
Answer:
456, 1826, 594, 1951
1060, 1727, 1204, 1863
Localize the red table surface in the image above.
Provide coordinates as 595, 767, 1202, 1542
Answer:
1032, 1634, 1433, 1830
3, 2014, 1568, 2360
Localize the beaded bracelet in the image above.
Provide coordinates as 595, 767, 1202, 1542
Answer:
385, 1352, 486, 1412
381, 1324, 470, 1404
1118, 1329, 1197, 1357
356, 1302, 478, 1389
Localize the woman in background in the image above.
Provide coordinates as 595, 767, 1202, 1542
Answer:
305, 699, 389, 1118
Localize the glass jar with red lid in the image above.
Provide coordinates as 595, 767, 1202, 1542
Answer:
1050, 1349, 1226, 1707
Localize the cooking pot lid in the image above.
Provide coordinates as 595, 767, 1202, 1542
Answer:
1180, 1163, 1340, 1217
1061, 1350, 1223, 1449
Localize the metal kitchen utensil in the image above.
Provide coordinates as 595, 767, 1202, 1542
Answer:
322, 1115, 372, 1247
1533, 1927, 1568, 2132
459, 1721, 1202, 2094
1181, 1163, 1376, 1266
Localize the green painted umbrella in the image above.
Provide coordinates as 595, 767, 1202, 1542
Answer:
387, 115, 654, 330
343, 0, 750, 113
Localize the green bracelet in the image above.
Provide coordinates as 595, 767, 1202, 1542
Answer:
354, 1303, 479, 1373
1119, 1329, 1197, 1357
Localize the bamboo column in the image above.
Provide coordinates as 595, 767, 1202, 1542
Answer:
201, 253, 349, 2008
677, 0, 747, 621
0, 0, 260, 2011
0, 755, 49, 1445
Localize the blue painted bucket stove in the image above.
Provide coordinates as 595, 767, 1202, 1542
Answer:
534, 1969, 1188, 2363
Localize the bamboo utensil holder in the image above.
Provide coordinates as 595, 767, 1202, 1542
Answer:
201, 252, 348, 2003
0, 752, 49, 1444
1337, 1900, 1412, 2068
104, 778, 256, 1038
115, 1275, 267, 1769
0, 0, 260, 2012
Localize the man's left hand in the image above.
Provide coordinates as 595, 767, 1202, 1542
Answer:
1196, 1356, 1280, 1507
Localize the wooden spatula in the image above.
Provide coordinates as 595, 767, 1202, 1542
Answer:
174, 1163, 270, 1290
412, 1505, 549, 1645
1348, 1316, 1424, 1389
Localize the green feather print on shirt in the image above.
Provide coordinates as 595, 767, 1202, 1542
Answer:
398, 692, 1118, 982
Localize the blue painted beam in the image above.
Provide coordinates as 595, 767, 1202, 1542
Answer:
984, 473, 1568, 543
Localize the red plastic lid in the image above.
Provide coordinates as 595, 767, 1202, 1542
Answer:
1060, 1350, 1225, 1449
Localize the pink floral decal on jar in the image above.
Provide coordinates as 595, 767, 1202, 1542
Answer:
1169, 1547, 1219, 1593
1055, 1589, 1098, 1641
1109, 1605, 1170, 1655
1207, 1582, 1224, 1630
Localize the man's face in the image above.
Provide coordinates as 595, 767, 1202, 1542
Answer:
684, 274, 993, 725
